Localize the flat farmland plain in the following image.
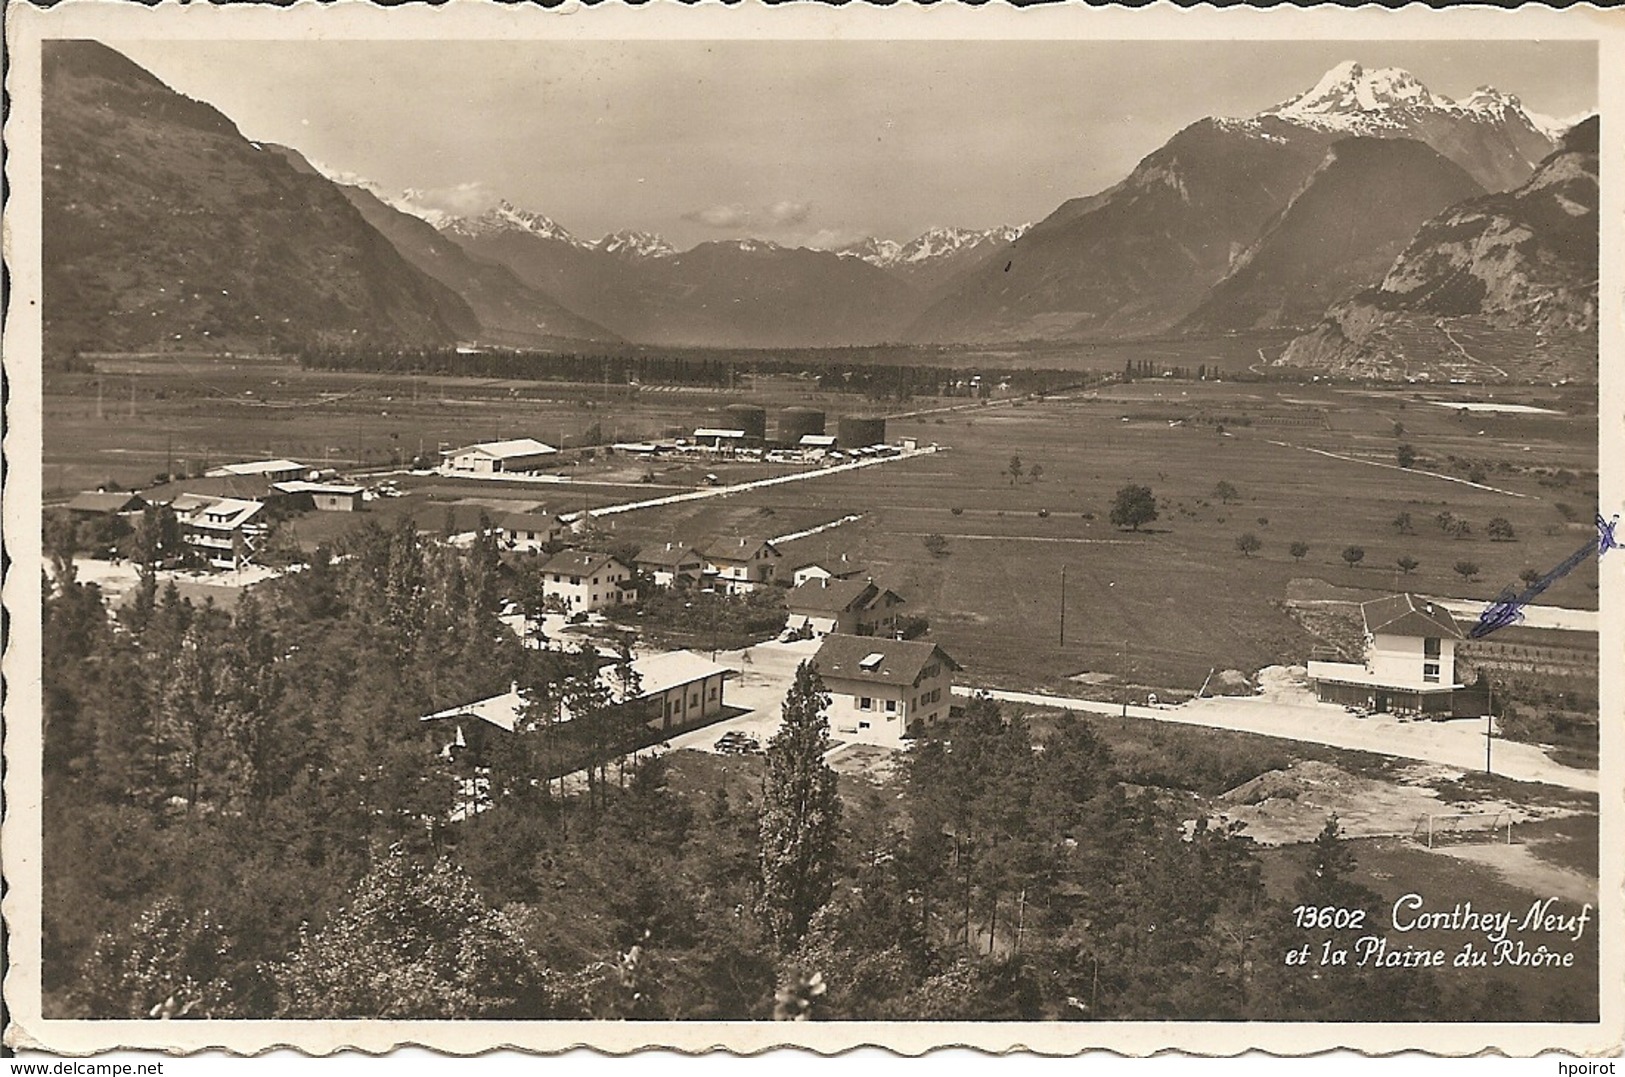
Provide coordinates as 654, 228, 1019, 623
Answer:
613, 381, 1598, 692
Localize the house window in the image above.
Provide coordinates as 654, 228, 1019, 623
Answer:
884, 699, 897, 713
1424, 663, 1441, 684
1424, 637, 1441, 658
858, 697, 873, 711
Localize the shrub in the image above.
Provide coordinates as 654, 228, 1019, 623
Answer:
1487, 517, 1515, 542
1289, 541, 1309, 561
1341, 546, 1365, 569
1454, 560, 1480, 582
1235, 533, 1262, 558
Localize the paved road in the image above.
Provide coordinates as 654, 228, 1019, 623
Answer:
965, 686, 1597, 793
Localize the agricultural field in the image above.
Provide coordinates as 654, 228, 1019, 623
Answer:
605, 380, 1598, 693
43, 356, 1598, 699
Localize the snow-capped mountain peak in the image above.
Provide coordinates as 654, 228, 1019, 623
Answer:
442, 201, 585, 245
838, 224, 1026, 269
1264, 61, 1442, 129
835, 237, 903, 265
1524, 108, 1596, 141
593, 230, 676, 259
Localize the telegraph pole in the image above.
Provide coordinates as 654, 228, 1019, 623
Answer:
1485, 680, 1494, 775
1059, 565, 1067, 646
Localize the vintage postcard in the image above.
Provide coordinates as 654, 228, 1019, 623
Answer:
3, 0, 1621, 1057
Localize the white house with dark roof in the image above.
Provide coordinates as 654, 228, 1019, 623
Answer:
635, 542, 706, 588
497, 511, 564, 550
442, 438, 558, 474
812, 634, 960, 748
790, 554, 866, 587
702, 537, 782, 595
537, 549, 636, 613
785, 577, 905, 638
1307, 593, 1465, 716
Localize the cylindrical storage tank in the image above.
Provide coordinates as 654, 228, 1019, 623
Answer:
777, 406, 826, 446
724, 403, 768, 444
837, 415, 887, 448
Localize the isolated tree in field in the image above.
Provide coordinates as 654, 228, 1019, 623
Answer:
1213, 481, 1239, 504
759, 661, 842, 952
1454, 561, 1480, 583
1396, 444, 1417, 469
1519, 567, 1542, 587
1392, 421, 1406, 438
1435, 510, 1456, 532
1109, 485, 1159, 532
1007, 455, 1024, 485
1397, 556, 1419, 576
1391, 511, 1414, 535
922, 533, 949, 558
1029, 463, 1043, 484
1449, 518, 1472, 541
1235, 533, 1262, 558
1341, 546, 1365, 569
1487, 517, 1515, 542
1289, 541, 1310, 562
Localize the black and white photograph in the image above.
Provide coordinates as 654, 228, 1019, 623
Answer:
3, 1, 1619, 1057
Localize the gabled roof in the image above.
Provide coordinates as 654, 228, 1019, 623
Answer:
189, 498, 266, 531
205, 459, 305, 477
65, 491, 146, 514
813, 634, 960, 688
704, 537, 781, 563
540, 549, 630, 579
444, 437, 557, 460
780, 581, 884, 614
792, 557, 867, 580
636, 542, 703, 567
422, 688, 526, 733
620, 650, 734, 699
499, 511, 558, 532
270, 481, 364, 496
1362, 593, 1463, 640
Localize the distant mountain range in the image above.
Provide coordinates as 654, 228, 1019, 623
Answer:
41, 43, 1596, 372
904, 62, 1564, 344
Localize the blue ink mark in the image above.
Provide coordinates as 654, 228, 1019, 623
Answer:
1470, 517, 1613, 639
1598, 513, 1620, 557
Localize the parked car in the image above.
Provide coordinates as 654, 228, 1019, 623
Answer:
714, 731, 761, 756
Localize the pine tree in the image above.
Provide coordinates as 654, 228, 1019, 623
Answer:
758, 661, 842, 952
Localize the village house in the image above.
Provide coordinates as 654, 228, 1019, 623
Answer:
1307, 593, 1465, 717
790, 554, 867, 587
269, 480, 365, 512
785, 577, 905, 638
702, 537, 783, 595
635, 542, 707, 588
497, 511, 564, 550
812, 634, 960, 748
65, 490, 148, 518
442, 437, 558, 474
537, 549, 636, 613
173, 496, 267, 569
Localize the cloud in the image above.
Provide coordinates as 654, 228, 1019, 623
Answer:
767, 200, 812, 226
682, 200, 813, 230
682, 203, 754, 229
400, 181, 501, 218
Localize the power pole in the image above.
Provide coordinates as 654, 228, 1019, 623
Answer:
1485, 681, 1494, 775
1059, 565, 1066, 646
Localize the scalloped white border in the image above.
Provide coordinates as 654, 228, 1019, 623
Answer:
4, 0, 1622, 1056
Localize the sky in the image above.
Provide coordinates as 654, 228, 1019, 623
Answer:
110, 38, 1597, 251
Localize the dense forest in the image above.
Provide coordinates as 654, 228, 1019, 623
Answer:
40, 525, 1589, 1021
296, 345, 1092, 403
